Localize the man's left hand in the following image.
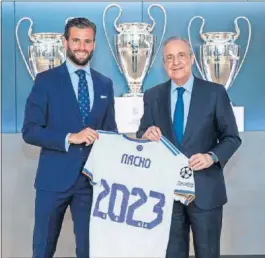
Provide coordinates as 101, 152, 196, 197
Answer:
189, 153, 214, 171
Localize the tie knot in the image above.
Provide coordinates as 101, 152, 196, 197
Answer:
75, 69, 86, 78
177, 87, 185, 96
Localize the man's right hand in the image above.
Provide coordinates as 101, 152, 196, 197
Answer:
68, 128, 99, 146
142, 126, 162, 142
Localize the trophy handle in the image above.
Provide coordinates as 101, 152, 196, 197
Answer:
147, 4, 167, 71
65, 17, 75, 25
15, 17, 35, 80
103, 4, 123, 73
230, 16, 252, 87
187, 16, 206, 80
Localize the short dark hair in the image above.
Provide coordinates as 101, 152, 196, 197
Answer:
64, 17, 97, 41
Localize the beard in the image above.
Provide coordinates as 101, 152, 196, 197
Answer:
66, 48, 94, 66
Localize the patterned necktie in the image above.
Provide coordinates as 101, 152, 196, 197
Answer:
75, 69, 90, 126
173, 87, 185, 143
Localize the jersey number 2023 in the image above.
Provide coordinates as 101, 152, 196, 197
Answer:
93, 179, 166, 230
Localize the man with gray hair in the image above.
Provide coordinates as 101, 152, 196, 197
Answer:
137, 36, 241, 258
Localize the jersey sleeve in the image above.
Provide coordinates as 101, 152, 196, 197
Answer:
172, 154, 195, 205
160, 136, 195, 205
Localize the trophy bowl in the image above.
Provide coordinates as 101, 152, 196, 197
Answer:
16, 17, 66, 80
28, 32, 65, 79
115, 22, 155, 96
200, 32, 240, 89
188, 16, 251, 132
103, 4, 167, 96
188, 16, 251, 91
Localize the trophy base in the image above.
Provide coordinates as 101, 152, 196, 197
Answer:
114, 96, 144, 133
232, 105, 244, 132
122, 92, 144, 97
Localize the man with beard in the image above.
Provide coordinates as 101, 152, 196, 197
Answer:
22, 18, 117, 257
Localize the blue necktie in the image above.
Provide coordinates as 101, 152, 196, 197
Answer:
75, 69, 90, 126
173, 87, 185, 143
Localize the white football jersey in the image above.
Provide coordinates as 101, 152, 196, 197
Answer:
83, 131, 195, 258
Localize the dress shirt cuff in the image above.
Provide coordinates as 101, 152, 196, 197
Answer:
65, 133, 71, 152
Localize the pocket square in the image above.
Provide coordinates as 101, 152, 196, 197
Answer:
100, 95, 107, 99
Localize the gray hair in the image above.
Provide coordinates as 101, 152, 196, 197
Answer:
163, 36, 193, 55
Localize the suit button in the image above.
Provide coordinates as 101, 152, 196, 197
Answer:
79, 147, 83, 151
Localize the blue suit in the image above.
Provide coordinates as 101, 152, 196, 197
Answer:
136, 77, 241, 258
22, 62, 117, 257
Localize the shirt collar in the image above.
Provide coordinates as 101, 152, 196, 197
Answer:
171, 74, 194, 94
66, 58, 91, 76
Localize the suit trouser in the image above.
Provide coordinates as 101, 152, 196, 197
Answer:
166, 201, 223, 258
33, 173, 93, 258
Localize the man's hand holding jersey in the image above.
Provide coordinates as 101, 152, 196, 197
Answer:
69, 127, 99, 146
142, 126, 162, 142
142, 126, 215, 171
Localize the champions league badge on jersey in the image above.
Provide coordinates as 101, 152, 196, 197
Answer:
176, 166, 195, 204
180, 166, 193, 179
176, 166, 195, 193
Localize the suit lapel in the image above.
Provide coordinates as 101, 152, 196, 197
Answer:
182, 77, 205, 145
58, 62, 83, 122
90, 68, 100, 115
157, 80, 180, 148
89, 68, 109, 128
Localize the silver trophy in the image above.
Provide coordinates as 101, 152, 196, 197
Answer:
16, 17, 67, 80
103, 4, 167, 96
188, 16, 251, 91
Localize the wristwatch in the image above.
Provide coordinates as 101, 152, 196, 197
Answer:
208, 152, 219, 163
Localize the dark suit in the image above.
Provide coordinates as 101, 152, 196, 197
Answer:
136, 77, 241, 258
22, 62, 117, 257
